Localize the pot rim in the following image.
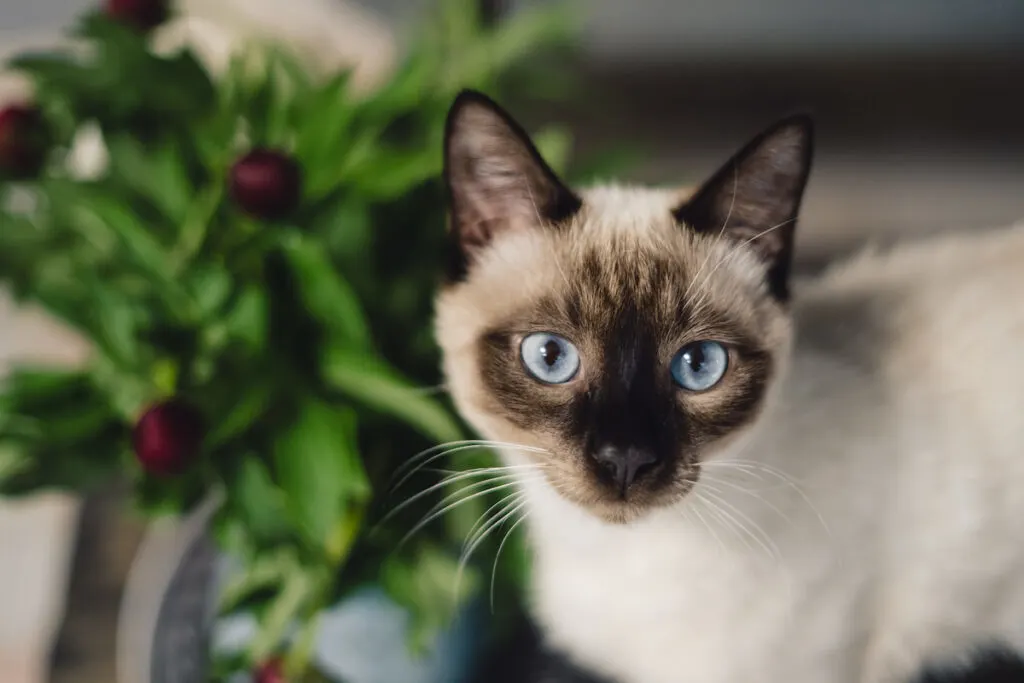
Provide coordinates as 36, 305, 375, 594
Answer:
115, 492, 224, 683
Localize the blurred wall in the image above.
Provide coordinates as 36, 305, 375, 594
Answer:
571, 0, 1024, 62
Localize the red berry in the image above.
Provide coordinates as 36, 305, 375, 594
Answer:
0, 104, 50, 180
105, 0, 170, 31
254, 658, 286, 683
132, 400, 204, 476
229, 149, 302, 221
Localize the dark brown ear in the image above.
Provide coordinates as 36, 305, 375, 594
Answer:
443, 90, 581, 282
673, 115, 814, 301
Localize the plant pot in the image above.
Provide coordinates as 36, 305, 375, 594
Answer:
116, 495, 490, 683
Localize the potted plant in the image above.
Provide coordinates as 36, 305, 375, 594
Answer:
0, 0, 622, 680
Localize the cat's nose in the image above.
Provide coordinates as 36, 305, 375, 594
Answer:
593, 445, 658, 492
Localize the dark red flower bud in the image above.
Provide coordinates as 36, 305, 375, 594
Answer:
254, 658, 287, 683
229, 149, 302, 221
132, 400, 204, 476
0, 104, 51, 180
105, 0, 171, 32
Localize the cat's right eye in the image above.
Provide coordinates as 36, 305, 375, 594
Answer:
520, 332, 581, 384
671, 341, 728, 392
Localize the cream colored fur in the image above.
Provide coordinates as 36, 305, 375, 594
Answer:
438, 183, 1024, 683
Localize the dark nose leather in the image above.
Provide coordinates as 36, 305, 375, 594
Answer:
593, 445, 658, 492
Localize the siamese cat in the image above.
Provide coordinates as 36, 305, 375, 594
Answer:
434, 90, 1024, 683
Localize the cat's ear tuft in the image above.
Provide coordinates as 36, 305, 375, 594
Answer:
673, 114, 814, 301
443, 90, 581, 281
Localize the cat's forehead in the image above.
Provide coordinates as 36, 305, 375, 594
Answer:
576, 185, 689, 240
438, 185, 773, 347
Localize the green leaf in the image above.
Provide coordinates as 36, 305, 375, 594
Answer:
531, 126, 573, 176
345, 147, 441, 201
381, 543, 479, 653
218, 545, 296, 614
307, 195, 372, 259
207, 384, 273, 448
321, 347, 463, 444
187, 264, 233, 319
278, 232, 372, 351
8, 52, 90, 98
248, 565, 317, 662
81, 274, 144, 368
74, 193, 172, 281
88, 354, 150, 421
0, 369, 114, 448
0, 440, 29, 484
223, 287, 268, 353
148, 49, 217, 120
273, 399, 370, 547
106, 135, 194, 222
1, 367, 88, 408
294, 70, 354, 192
233, 457, 291, 543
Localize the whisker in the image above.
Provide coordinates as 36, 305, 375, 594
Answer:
490, 511, 528, 613
391, 442, 548, 493
700, 476, 795, 528
392, 479, 533, 553
380, 465, 542, 530
688, 217, 796, 315
454, 497, 528, 607
392, 439, 549, 482
699, 487, 779, 561
703, 460, 829, 536
524, 176, 573, 291
686, 497, 727, 555
461, 488, 531, 555
683, 164, 739, 302
694, 490, 756, 556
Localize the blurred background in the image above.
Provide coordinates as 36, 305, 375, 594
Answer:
1, 0, 1022, 682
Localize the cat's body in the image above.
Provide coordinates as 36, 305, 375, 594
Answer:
434, 91, 1024, 683
523, 199, 1024, 683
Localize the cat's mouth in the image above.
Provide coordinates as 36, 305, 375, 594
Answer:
554, 457, 700, 524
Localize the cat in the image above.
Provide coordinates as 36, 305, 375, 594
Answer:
433, 89, 1024, 683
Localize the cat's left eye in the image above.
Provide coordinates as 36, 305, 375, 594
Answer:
671, 341, 729, 392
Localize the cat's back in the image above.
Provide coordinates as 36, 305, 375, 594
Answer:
792, 221, 1024, 677
796, 221, 1024, 388
793, 220, 1024, 476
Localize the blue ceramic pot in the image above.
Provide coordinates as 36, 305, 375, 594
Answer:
126, 497, 489, 683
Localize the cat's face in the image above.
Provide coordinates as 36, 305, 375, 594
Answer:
435, 91, 813, 523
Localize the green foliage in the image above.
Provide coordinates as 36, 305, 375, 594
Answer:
0, 0, 612, 680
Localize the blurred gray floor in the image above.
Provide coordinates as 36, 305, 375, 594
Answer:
49, 53, 1024, 682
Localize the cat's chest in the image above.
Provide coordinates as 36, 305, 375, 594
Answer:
528, 506, 862, 683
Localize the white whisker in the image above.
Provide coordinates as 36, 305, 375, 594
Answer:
380, 465, 542, 530
393, 478, 534, 553
683, 164, 739, 302
453, 497, 528, 607
391, 441, 548, 493
699, 487, 779, 561
491, 511, 528, 613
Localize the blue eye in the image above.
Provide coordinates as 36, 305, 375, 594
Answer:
671, 341, 728, 391
520, 333, 580, 384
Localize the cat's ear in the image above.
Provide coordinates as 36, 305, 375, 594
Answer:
443, 90, 581, 281
673, 115, 814, 301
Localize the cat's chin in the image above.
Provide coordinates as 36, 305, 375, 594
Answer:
559, 478, 697, 525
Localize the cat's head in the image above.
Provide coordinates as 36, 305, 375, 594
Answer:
434, 90, 813, 523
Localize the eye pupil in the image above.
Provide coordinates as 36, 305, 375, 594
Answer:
685, 346, 705, 372
541, 340, 562, 366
